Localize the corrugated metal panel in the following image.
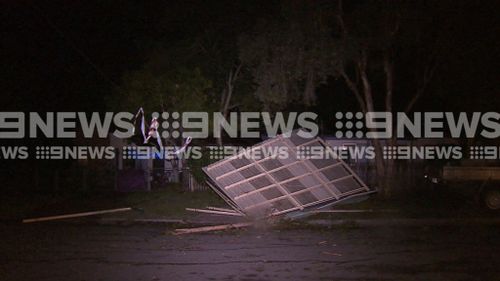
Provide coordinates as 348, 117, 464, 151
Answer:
203, 131, 373, 218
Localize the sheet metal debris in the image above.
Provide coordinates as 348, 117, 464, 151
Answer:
202, 131, 376, 220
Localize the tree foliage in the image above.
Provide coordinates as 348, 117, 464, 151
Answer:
239, 2, 337, 111
108, 64, 212, 114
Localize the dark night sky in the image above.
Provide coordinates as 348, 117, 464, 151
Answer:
4, 1, 163, 111
0, 0, 499, 193
2, 0, 499, 113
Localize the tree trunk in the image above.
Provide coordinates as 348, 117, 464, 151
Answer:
303, 68, 316, 106
216, 88, 226, 147
216, 64, 241, 147
358, 52, 388, 195
383, 54, 396, 198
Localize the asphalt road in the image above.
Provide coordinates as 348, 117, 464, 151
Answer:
0, 223, 499, 281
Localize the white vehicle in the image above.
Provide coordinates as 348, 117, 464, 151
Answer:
429, 160, 500, 211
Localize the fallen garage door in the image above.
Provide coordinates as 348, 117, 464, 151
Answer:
203, 131, 375, 218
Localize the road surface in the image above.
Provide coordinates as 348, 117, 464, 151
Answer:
0, 223, 499, 280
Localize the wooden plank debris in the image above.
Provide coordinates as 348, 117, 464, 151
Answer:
173, 222, 253, 235
321, 251, 342, 256
311, 209, 398, 213
206, 206, 243, 214
22, 207, 133, 223
185, 208, 244, 217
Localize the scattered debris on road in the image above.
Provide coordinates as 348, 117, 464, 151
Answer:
321, 251, 342, 256
177, 131, 376, 234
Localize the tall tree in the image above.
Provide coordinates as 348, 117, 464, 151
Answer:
239, 1, 336, 111
332, 0, 454, 196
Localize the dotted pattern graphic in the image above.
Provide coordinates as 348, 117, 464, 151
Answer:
150, 112, 181, 139
296, 145, 313, 159
209, 146, 226, 160
383, 146, 397, 159
469, 146, 485, 159
334, 112, 365, 139
123, 146, 136, 159
35, 146, 50, 159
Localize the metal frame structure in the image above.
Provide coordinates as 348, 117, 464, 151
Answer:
203, 131, 375, 218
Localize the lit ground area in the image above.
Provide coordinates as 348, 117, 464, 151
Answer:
1, 223, 498, 281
